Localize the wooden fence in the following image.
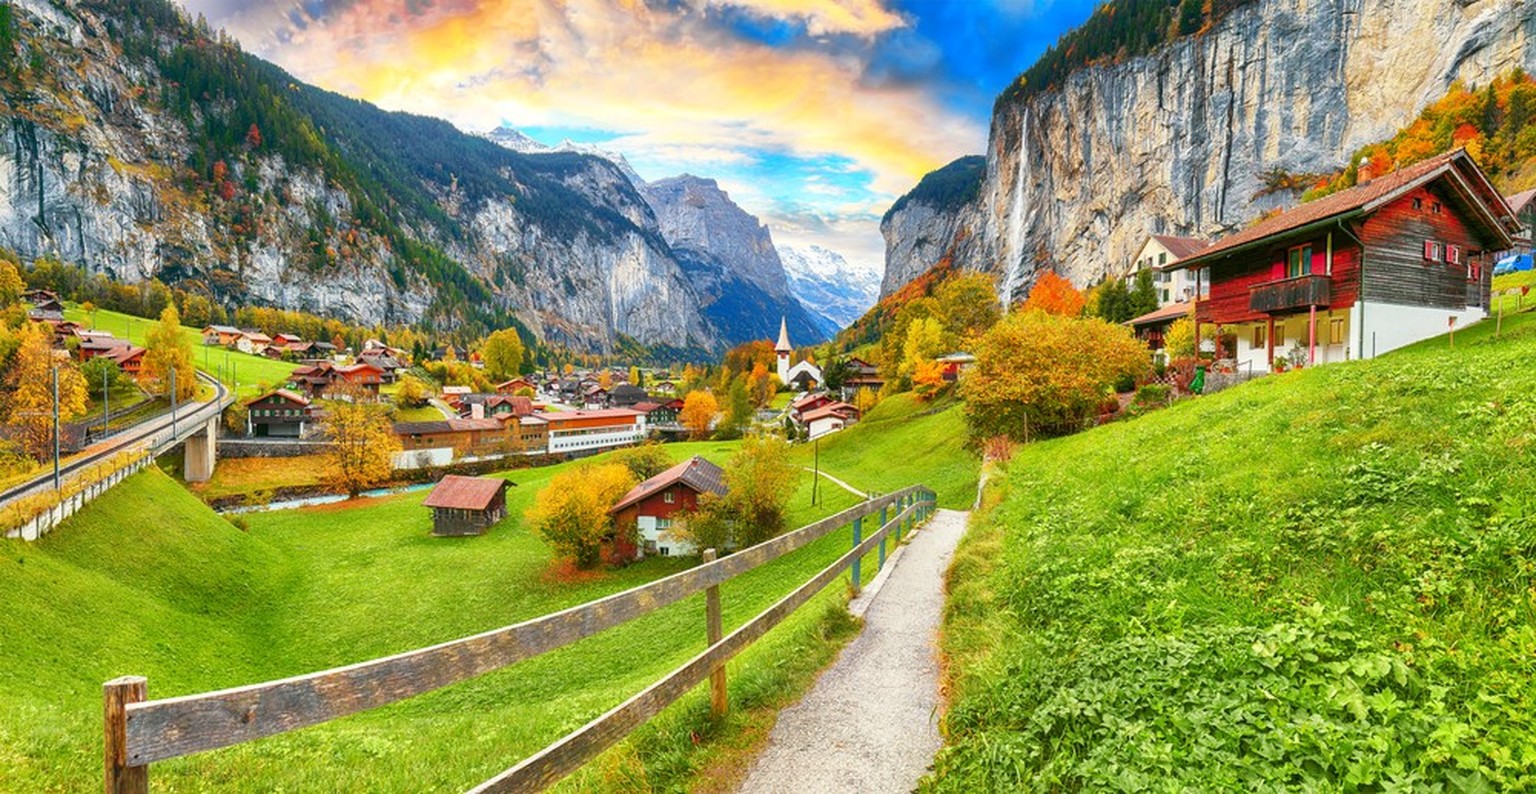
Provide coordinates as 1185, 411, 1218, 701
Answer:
104, 485, 938, 793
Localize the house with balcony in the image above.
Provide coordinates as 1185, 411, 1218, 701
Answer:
1130, 235, 1210, 306
1166, 149, 1519, 372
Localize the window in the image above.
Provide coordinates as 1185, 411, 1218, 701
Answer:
1424, 240, 1443, 262
1274, 324, 1286, 346
663, 490, 675, 504
1433, 202, 1443, 215
1287, 245, 1312, 278
1329, 318, 1345, 345
1446, 244, 1462, 265
1251, 326, 1266, 349
1412, 197, 1423, 210
1159, 253, 1167, 266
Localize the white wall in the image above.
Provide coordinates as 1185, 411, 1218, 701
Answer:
1355, 301, 1486, 360
638, 515, 695, 557
807, 416, 846, 440
392, 448, 454, 470
548, 426, 645, 454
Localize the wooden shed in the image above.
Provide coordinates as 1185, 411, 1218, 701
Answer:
423, 475, 512, 537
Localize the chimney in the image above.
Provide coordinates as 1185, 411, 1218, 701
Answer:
1356, 156, 1374, 185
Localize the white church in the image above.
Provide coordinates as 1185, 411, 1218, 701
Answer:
775, 317, 822, 390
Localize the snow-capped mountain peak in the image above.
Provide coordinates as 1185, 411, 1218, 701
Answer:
777, 244, 881, 332
483, 125, 644, 186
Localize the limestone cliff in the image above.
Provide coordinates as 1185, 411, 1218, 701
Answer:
883, 0, 1536, 303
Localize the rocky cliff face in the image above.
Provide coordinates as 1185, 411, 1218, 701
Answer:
640, 175, 828, 346
884, 0, 1536, 303
0, 0, 719, 354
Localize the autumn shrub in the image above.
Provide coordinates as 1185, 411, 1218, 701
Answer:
610, 443, 673, 481
962, 311, 1150, 443
683, 434, 798, 551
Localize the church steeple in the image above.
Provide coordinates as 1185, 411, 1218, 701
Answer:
775, 316, 792, 353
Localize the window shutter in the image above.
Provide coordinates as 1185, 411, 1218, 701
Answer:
1424, 240, 1436, 261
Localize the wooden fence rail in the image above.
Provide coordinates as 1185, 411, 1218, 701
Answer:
105, 485, 937, 793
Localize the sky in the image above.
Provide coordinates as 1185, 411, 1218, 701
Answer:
180, 0, 1098, 275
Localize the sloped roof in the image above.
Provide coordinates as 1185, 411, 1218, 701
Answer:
394, 417, 503, 435
1506, 187, 1536, 215
423, 475, 509, 511
609, 456, 727, 514
1151, 235, 1210, 261
1127, 301, 1193, 328
245, 388, 311, 407
801, 402, 859, 423
1172, 149, 1517, 271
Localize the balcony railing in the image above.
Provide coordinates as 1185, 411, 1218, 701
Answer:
1249, 274, 1332, 313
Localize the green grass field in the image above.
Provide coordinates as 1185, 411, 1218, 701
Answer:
64, 305, 299, 396
0, 431, 934, 791
929, 307, 1536, 790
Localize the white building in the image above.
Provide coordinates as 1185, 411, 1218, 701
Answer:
775, 317, 822, 390
1130, 235, 1211, 306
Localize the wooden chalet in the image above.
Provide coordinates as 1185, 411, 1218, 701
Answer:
358, 353, 404, 383
610, 383, 648, 408
1169, 149, 1520, 371
458, 394, 535, 419
495, 377, 536, 395
423, 475, 511, 537
395, 417, 510, 456
244, 389, 315, 437
631, 399, 683, 427
103, 345, 145, 378
800, 402, 860, 440
22, 288, 57, 304
28, 297, 65, 320
790, 391, 836, 421
77, 332, 131, 361
335, 362, 384, 394
235, 330, 273, 355
610, 456, 727, 557
1126, 301, 1193, 357
841, 357, 884, 396
202, 325, 243, 346
290, 361, 339, 398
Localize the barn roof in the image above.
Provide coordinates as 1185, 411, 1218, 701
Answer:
1126, 301, 1193, 328
609, 456, 727, 514
800, 402, 859, 423
1150, 235, 1210, 261
423, 475, 509, 511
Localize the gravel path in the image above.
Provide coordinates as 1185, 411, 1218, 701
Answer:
736, 508, 969, 794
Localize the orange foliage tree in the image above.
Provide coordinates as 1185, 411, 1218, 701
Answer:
1021, 271, 1085, 317
679, 390, 720, 440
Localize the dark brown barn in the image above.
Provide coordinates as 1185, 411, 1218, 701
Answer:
422, 475, 512, 537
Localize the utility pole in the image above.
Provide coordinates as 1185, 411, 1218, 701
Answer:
51, 366, 60, 492
102, 366, 109, 432
812, 436, 820, 507
170, 367, 177, 438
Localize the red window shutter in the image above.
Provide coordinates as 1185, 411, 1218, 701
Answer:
1423, 240, 1435, 260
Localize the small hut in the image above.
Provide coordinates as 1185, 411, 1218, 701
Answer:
423, 475, 512, 537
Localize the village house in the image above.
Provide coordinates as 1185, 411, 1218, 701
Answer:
441, 385, 472, 408
244, 389, 316, 437
290, 361, 339, 398
581, 385, 611, 409
335, 361, 385, 394
790, 391, 837, 422
272, 333, 305, 347
77, 331, 130, 361
103, 346, 145, 378
358, 353, 404, 383
1130, 235, 1211, 306
1126, 301, 1194, 361
632, 399, 684, 428
800, 402, 861, 440
458, 394, 535, 420
1169, 149, 1519, 372
22, 288, 57, 304
28, 297, 65, 321
936, 353, 976, 382
610, 456, 727, 558
651, 380, 678, 397
395, 417, 509, 456
610, 383, 649, 408
234, 330, 273, 355
201, 325, 243, 346
495, 377, 535, 395
841, 356, 883, 398
423, 475, 511, 537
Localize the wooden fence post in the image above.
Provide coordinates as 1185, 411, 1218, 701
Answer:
850, 517, 862, 595
701, 549, 727, 719
105, 675, 147, 794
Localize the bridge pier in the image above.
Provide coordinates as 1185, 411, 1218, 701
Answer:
183, 417, 218, 483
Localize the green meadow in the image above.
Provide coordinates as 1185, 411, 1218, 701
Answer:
63, 305, 300, 396
1, 409, 976, 791
929, 308, 1536, 790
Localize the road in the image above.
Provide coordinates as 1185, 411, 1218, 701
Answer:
0, 371, 231, 512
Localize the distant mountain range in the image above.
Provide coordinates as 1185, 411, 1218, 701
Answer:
0, 0, 857, 356
778, 245, 880, 336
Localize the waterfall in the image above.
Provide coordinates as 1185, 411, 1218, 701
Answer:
1000, 112, 1033, 309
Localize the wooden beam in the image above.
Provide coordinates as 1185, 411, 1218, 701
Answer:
120, 487, 925, 766
468, 500, 926, 794
702, 548, 726, 719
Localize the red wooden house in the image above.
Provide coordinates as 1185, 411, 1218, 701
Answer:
1168, 149, 1520, 371
609, 456, 727, 558
336, 362, 384, 394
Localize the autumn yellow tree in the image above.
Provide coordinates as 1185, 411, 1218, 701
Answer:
3, 321, 87, 459
935, 271, 1001, 343
480, 328, 524, 381
0, 257, 22, 305
1163, 314, 1198, 360
912, 358, 949, 400
598, 370, 615, 390
395, 372, 432, 407
679, 390, 720, 440
853, 386, 879, 414
1021, 271, 1085, 317
963, 310, 1150, 443
142, 305, 198, 401
746, 362, 777, 406
899, 315, 948, 388
322, 401, 400, 497
688, 433, 798, 549
526, 462, 637, 568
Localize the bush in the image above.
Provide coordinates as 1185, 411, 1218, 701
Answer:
1133, 383, 1171, 407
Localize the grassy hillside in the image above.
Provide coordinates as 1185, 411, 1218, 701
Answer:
791, 392, 979, 509
63, 305, 298, 395
0, 431, 926, 791
930, 311, 1536, 789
